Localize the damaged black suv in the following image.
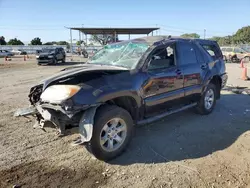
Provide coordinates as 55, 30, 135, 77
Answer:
15, 36, 228, 161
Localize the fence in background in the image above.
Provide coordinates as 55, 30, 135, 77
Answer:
0, 45, 67, 54
0, 45, 103, 54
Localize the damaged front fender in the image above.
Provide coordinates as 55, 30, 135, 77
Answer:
78, 104, 100, 143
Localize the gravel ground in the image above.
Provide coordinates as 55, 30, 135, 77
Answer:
0, 59, 250, 188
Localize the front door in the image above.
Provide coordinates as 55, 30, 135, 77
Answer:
142, 43, 185, 117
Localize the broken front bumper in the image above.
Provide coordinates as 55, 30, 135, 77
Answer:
14, 103, 100, 142
14, 106, 37, 117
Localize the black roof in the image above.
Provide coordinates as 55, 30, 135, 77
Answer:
130, 36, 217, 46
69, 27, 159, 35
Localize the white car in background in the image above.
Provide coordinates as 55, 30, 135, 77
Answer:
0, 50, 14, 57
11, 49, 27, 55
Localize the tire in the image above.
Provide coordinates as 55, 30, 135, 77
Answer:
231, 56, 238, 63
244, 56, 250, 63
196, 83, 217, 115
86, 105, 134, 161
223, 55, 227, 62
53, 58, 58, 64
61, 56, 66, 63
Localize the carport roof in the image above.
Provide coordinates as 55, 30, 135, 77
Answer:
69, 27, 159, 35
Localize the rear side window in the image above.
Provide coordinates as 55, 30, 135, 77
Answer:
177, 42, 198, 65
201, 44, 222, 60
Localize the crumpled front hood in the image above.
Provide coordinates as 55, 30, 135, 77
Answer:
40, 64, 129, 90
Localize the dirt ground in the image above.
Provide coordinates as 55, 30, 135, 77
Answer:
0, 57, 250, 188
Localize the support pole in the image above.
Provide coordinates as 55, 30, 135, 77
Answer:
82, 24, 84, 43
79, 31, 81, 46
85, 34, 87, 46
129, 33, 130, 40
114, 31, 117, 42
70, 29, 73, 54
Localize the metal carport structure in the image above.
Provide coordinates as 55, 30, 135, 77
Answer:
67, 27, 159, 53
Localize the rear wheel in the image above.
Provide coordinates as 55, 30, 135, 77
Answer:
53, 58, 58, 64
231, 57, 238, 63
86, 105, 134, 161
244, 56, 250, 63
61, 56, 66, 63
196, 83, 217, 115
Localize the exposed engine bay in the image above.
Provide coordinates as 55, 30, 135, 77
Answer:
15, 66, 129, 141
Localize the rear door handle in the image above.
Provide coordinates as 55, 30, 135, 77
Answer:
175, 69, 182, 75
201, 64, 208, 70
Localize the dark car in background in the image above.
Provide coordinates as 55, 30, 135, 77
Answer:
15, 36, 227, 161
36, 47, 66, 65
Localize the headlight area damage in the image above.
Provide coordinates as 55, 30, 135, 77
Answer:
14, 84, 101, 144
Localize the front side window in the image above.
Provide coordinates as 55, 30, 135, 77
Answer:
87, 41, 149, 69
148, 44, 176, 70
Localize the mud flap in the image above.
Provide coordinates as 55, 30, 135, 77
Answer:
72, 105, 100, 146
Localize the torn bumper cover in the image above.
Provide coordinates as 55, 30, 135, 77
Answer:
14, 103, 100, 143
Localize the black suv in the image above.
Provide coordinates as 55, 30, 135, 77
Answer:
36, 47, 66, 65
15, 36, 228, 161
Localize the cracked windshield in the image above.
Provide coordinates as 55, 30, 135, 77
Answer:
88, 42, 149, 69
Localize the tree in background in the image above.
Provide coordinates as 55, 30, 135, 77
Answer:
233, 26, 250, 44
57, 41, 70, 49
43, 41, 57, 45
30, 37, 42, 45
209, 26, 250, 46
0, 36, 7, 45
57, 41, 69, 45
181, 33, 200, 39
90, 34, 119, 45
7, 38, 24, 45
43, 41, 70, 49
76, 40, 86, 46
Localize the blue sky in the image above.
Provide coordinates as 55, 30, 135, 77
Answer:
0, 0, 250, 43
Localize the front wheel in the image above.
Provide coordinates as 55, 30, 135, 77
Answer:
86, 105, 134, 161
196, 83, 217, 115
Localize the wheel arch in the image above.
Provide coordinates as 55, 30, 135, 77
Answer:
205, 75, 222, 99
105, 96, 140, 122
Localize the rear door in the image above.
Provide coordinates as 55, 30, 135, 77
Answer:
176, 41, 202, 100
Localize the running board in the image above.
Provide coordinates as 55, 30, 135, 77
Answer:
137, 103, 197, 125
